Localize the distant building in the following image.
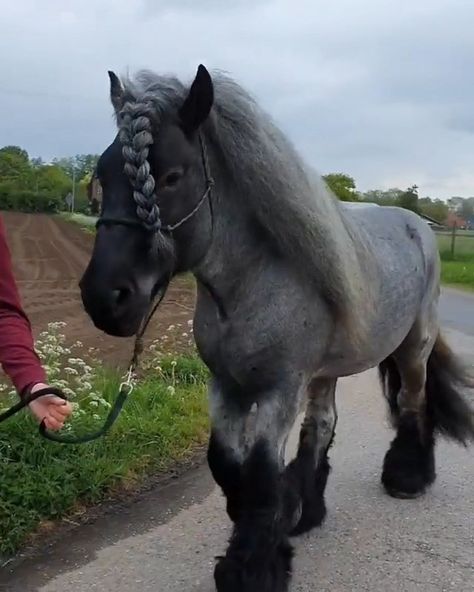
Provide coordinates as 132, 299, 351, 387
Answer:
446, 211, 467, 229
447, 196, 465, 213
87, 169, 102, 215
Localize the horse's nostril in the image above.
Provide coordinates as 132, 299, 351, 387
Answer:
111, 287, 132, 307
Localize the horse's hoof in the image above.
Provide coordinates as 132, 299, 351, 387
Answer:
214, 539, 293, 592
382, 439, 435, 499
382, 484, 426, 500
214, 556, 242, 592
290, 496, 327, 536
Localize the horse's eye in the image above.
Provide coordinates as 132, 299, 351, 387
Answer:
162, 170, 183, 188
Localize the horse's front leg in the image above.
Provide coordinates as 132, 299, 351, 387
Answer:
207, 378, 249, 523
213, 379, 303, 592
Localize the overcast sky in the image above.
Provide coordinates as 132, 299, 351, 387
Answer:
1, 0, 473, 199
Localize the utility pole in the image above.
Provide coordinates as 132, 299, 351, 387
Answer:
72, 167, 76, 213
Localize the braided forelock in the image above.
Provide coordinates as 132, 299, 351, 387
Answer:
118, 96, 160, 231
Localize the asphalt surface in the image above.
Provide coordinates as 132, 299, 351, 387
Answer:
2, 289, 473, 592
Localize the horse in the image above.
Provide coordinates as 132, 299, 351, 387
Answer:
79, 64, 474, 592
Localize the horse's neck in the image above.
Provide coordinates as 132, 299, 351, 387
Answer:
194, 187, 263, 298
193, 179, 374, 325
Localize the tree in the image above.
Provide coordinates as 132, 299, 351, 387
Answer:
418, 197, 449, 223
52, 156, 76, 179
323, 173, 358, 201
361, 187, 403, 206
53, 154, 99, 181
397, 184, 419, 214
0, 145, 29, 162
35, 165, 72, 197
447, 196, 464, 213
75, 154, 99, 179
30, 156, 44, 168
0, 145, 32, 189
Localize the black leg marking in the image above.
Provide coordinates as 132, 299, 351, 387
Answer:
207, 431, 242, 522
283, 378, 337, 537
382, 412, 436, 499
214, 440, 293, 592
287, 453, 330, 536
286, 418, 334, 536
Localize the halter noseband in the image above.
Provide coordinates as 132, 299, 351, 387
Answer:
96, 133, 214, 233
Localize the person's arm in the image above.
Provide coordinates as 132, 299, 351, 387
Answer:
0, 216, 46, 394
0, 215, 72, 430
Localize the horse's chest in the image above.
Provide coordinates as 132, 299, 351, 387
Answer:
193, 302, 294, 394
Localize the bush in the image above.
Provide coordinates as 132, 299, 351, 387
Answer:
0, 188, 62, 213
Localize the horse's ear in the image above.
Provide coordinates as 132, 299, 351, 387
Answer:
108, 70, 125, 113
179, 65, 214, 135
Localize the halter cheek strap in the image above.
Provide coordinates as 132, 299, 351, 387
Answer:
96, 181, 213, 233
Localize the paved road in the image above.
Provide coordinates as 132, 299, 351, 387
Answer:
2, 290, 473, 592
439, 287, 474, 337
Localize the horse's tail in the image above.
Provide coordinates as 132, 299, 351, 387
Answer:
379, 334, 474, 444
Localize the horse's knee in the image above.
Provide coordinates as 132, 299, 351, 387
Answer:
394, 353, 428, 415
305, 377, 337, 453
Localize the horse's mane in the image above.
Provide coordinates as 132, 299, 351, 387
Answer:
119, 69, 367, 342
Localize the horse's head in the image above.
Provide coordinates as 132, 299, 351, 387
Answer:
79, 65, 214, 337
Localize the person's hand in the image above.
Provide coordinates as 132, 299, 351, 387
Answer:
28, 383, 73, 431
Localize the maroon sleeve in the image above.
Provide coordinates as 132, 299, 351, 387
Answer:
0, 215, 46, 395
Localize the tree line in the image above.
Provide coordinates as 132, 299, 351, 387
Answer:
0, 145, 99, 213
1, 144, 472, 225
323, 173, 474, 224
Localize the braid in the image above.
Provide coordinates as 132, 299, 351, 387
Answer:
118, 99, 160, 231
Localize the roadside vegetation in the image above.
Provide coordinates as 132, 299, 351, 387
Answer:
437, 232, 474, 290
0, 322, 208, 558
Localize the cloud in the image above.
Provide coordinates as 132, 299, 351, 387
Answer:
0, 0, 473, 199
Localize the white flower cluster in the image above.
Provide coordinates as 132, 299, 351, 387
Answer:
0, 317, 200, 418
146, 318, 195, 366
0, 322, 110, 420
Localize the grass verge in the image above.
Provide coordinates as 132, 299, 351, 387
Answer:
59, 212, 97, 234
0, 325, 208, 558
440, 251, 474, 290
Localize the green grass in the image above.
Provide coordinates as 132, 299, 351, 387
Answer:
436, 230, 474, 258
440, 255, 474, 289
59, 211, 97, 233
435, 231, 474, 289
0, 355, 209, 557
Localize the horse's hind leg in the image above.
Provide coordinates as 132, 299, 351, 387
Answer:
285, 377, 337, 535
379, 315, 437, 498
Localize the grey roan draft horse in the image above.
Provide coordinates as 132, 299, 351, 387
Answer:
80, 65, 474, 591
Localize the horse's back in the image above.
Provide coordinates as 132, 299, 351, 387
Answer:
323, 203, 441, 374
341, 203, 439, 284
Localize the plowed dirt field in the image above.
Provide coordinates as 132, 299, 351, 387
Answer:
2, 212, 196, 371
